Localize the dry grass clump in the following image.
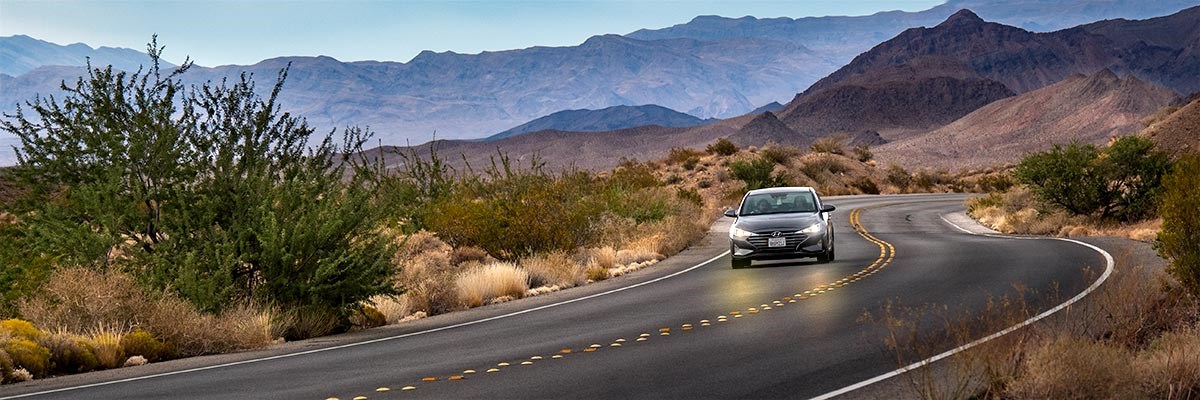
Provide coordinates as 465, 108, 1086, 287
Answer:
392, 232, 459, 315
760, 143, 802, 165
1138, 326, 1200, 397
521, 251, 586, 288
1008, 337, 1140, 399
454, 262, 529, 308
18, 267, 276, 358
450, 246, 493, 266
810, 136, 846, 155
368, 295, 411, 325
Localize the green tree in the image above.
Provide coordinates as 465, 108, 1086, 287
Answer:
1156, 153, 1200, 295
729, 156, 788, 191
1013, 137, 1169, 221
1, 38, 394, 324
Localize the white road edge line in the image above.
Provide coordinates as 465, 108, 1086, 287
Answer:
1, 252, 732, 399
809, 214, 1115, 400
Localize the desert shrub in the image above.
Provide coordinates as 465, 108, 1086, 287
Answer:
1157, 153, 1200, 295
450, 246, 492, 266
675, 187, 703, 206
0, 39, 395, 320
682, 157, 700, 171
760, 144, 801, 165
348, 304, 387, 330
425, 157, 604, 258
913, 169, 952, 191
885, 164, 912, 192
1, 337, 50, 378
20, 267, 276, 356
1009, 337, 1138, 399
850, 176, 880, 194
666, 147, 705, 165
706, 138, 739, 156
0, 349, 11, 383
522, 251, 585, 288
368, 295, 410, 325
810, 136, 845, 155
1138, 327, 1200, 397
39, 333, 99, 374
852, 144, 873, 162
799, 154, 852, 178
0, 320, 42, 341
975, 173, 1016, 193
1014, 137, 1170, 221
278, 306, 341, 341
395, 247, 459, 315
730, 156, 788, 190
455, 262, 529, 308
120, 329, 168, 362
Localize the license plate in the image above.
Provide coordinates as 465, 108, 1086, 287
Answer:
768, 237, 787, 248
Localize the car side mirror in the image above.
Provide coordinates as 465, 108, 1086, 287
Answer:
821, 204, 836, 213
723, 209, 738, 218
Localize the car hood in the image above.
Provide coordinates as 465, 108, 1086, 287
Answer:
734, 213, 822, 234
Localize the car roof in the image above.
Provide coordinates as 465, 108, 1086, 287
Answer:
745, 186, 816, 195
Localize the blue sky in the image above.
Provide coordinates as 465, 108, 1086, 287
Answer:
1, 0, 942, 66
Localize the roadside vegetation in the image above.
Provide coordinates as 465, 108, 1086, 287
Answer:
899, 136, 1200, 399
0, 41, 712, 383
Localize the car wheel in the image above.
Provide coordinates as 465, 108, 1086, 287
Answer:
816, 252, 830, 263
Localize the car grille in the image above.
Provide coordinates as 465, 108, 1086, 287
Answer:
747, 232, 808, 250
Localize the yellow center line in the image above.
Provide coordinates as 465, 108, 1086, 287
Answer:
326, 207, 897, 399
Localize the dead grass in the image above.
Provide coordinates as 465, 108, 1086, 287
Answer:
875, 258, 1200, 399
967, 186, 1163, 241
454, 262, 529, 308
521, 251, 586, 288
368, 295, 411, 325
18, 267, 276, 357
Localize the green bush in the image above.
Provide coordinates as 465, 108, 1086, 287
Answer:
120, 329, 168, 362
0, 38, 395, 320
1, 337, 49, 378
40, 333, 99, 374
1157, 153, 1200, 296
851, 176, 880, 194
1014, 137, 1170, 220
730, 156, 789, 191
706, 138, 739, 156
885, 164, 912, 192
0, 319, 42, 341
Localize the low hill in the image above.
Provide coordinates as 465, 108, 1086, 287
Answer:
876, 70, 1179, 168
1141, 96, 1200, 155
487, 104, 708, 141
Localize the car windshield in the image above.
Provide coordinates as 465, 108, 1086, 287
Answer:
739, 191, 818, 216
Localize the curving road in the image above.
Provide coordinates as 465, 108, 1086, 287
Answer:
0, 194, 1112, 400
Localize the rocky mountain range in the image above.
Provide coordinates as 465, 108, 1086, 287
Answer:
3, 0, 1196, 153
0, 34, 169, 77
487, 104, 709, 141
876, 70, 1181, 168
1142, 95, 1200, 155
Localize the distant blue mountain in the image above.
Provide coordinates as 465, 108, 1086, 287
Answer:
0, 35, 171, 77
748, 102, 785, 115
487, 104, 710, 141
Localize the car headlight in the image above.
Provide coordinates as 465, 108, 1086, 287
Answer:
798, 223, 823, 234
729, 226, 753, 239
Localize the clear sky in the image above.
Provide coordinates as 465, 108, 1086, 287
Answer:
0, 0, 943, 67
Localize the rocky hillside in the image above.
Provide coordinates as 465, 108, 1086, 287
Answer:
487, 104, 709, 141
1142, 96, 1200, 156
876, 70, 1180, 168
805, 7, 1200, 96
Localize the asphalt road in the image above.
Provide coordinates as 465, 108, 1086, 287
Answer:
0, 194, 1111, 400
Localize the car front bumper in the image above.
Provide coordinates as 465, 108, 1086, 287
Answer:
730, 232, 828, 260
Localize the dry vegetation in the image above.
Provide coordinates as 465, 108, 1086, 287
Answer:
967, 186, 1161, 241
874, 262, 1200, 399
